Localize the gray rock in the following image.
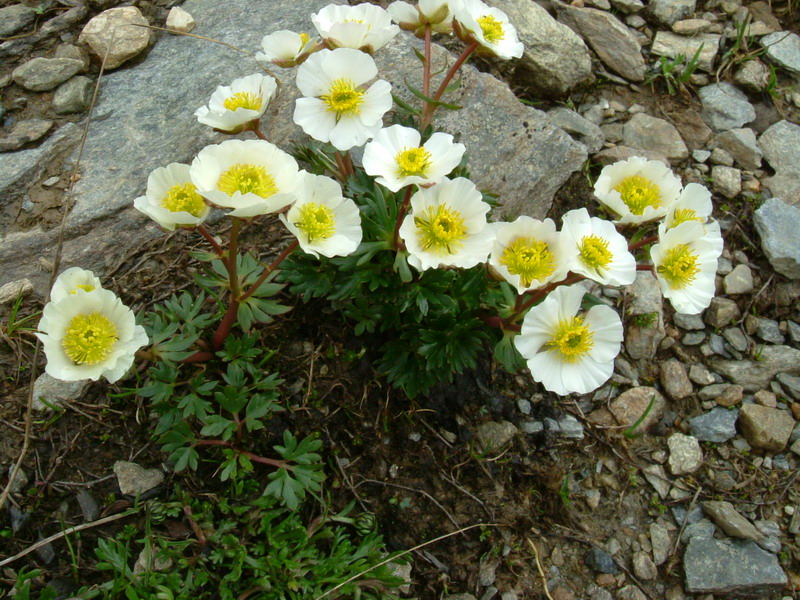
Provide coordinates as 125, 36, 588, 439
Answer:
704, 297, 741, 328
79, 6, 152, 70
0, 6, 88, 63
647, 0, 696, 25
674, 312, 705, 330
713, 345, 800, 391
776, 372, 800, 400
761, 31, 800, 77
554, 3, 646, 81
0, 4, 37, 37
758, 120, 800, 205
755, 318, 784, 344
476, 421, 518, 451
660, 358, 693, 400
689, 407, 739, 442
667, 433, 703, 475
738, 404, 795, 451
632, 551, 658, 580
683, 537, 787, 596
493, 0, 594, 97
11, 57, 85, 92
0, 278, 32, 305
586, 547, 619, 574
0, 118, 53, 153
113, 461, 164, 496
588, 386, 666, 434
709, 331, 732, 357
611, 0, 645, 12
554, 413, 585, 439
478, 556, 499, 586
642, 464, 671, 498
754, 520, 782, 553
702, 500, 764, 540
55, 44, 91, 71
682, 331, 706, 345
617, 585, 647, 600
650, 31, 721, 73
698, 82, 756, 132
623, 113, 688, 163
624, 272, 665, 360
733, 59, 771, 92
710, 147, 735, 166
53, 76, 94, 115
76, 489, 100, 522
0, 0, 584, 290
445, 595, 477, 600
672, 18, 711, 35
723, 263, 753, 294
650, 522, 672, 566
722, 327, 749, 352
682, 519, 717, 543
753, 198, 800, 279
31, 372, 90, 411
547, 107, 604, 153
711, 165, 742, 199
689, 363, 716, 385
714, 128, 762, 170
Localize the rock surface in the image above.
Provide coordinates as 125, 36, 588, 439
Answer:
650, 31, 720, 72
702, 501, 763, 541
113, 461, 164, 496
31, 372, 91, 411
79, 6, 152, 69
11, 57, 84, 92
0, 4, 37, 37
754, 198, 800, 279
688, 407, 738, 442
712, 345, 800, 392
761, 31, 800, 77
667, 433, 703, 475
698, 82, 756, 132
738, 404, 795, 452
623, 113, 688, 163
758, 119, 800, 206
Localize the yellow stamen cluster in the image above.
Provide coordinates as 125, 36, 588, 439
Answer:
161, 183, 206, 216
395, 147, 432, 178
579, 235, 613, 275
500, 237, 555, 288
62, 312, 119, 366
295, 202, 336, 242
415, 204, 467, 255
548, 316, 594, 363
223, 91, 263, 112
657, 243, 700, 289
671, 208, 703, 227
299, 32, 311, 45
614, 175, 662, 216
322, 78, 364, 118
70, 284, 95, 294
217, 164, 277, 198
477, 15, 505, 44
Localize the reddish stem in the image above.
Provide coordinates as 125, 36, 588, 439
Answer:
197, 225, 225, 259
422, 24, 432, 100
193, 440, 289, 470
180, 351, 214, 363
252, 123, 268, 141
211, 300, 238, 351
392, 186, 414, 250
504, 273, 586, 327
239, 240, 299, 302
420, 41, 478, 130
628, 234, 658, 251
637, 264, 656, 273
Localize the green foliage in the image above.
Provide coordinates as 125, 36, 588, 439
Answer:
645, 43, 703, 95
83, 493, 404, 600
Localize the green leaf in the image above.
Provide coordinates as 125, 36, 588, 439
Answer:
404, 80, 462, 110
200, 415, 237, 440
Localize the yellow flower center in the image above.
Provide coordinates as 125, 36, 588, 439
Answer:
414, 204, 467, 255
547, 316, 594, 363
217, 164, 277, 198
614, 175, 662, 216
579, 235, 613, 275
70, 284, 95, 294
223, 91, 263, 112
295, 202, 336, 242
477, 15, 505, 44
657, 243, 699, 289
500, 237, 556, 288
395, 147, 432, 178
62, 312, 119, 366
161, 183, 206, 216
671, 208, 703, 227
322, 78, 364, 118
299, 32, 311, 46
343, 18, 367, 25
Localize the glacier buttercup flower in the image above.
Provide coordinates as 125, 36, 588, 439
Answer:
362, 125, 465, 192
294, 48, 392, 151
651, 220, 722, 314
454, 0, 523, 59
312, 3, 400, 53
37, 288, 149, 383
399, 177, 493, 270
488, 217, 575, 294
515, 284, 623, 395
190, 139, 302, 218
50, 267, 104, 303
388, 0, 461, 35
280, 173, 362, 258
134, 163, 210, 230
256, 30, 318, 67
194, 74, 277, 133
561, 208, 636, 286
594, 156, 683, 225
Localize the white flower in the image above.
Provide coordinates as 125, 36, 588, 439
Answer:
388, 0, 460, 35
399, 177, 493, 270
658, 183, 723, 253
134, 163, 210, 230
488, 217, 576, 294
362, 125, 465, 192
593, 156, 683, 225
194, 74, 277, 133
256, 30, 318, 67
189, 139, 302, 218
294, 48, 392, 151
36, 288, 149, 383
561, 208, 636, 286
651, 220, 722, 315
514, 284, 623, 396
454, 0, 523, 59
311, 3, 400, 53
50, 267, 104, 303
279, 173, 362, 258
